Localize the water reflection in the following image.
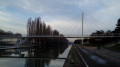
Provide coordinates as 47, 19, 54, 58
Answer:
0, 43, 69, 67
25, 44, 68, 67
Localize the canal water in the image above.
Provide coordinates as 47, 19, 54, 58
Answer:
0, 45, 71, 67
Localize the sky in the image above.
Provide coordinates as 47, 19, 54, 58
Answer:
0, 0, 120, 36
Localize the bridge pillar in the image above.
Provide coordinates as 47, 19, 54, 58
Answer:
82, 12, 84, 46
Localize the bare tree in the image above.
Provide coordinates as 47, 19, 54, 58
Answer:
42, 22, 46, 35
27, 18, 32, 36
53, 30, 59, 36
46, 25, 52, 35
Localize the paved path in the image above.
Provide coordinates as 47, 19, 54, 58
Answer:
75, 45, 120, 67
82, 46, 120, 66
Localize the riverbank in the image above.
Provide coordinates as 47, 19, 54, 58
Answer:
63, 45, 85, 67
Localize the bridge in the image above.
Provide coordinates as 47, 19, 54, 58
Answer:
0, 13, 119, 39
0, 12, 119, 48
1, 35, 120, 38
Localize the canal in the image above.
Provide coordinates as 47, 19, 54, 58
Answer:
0, 45, 71, 67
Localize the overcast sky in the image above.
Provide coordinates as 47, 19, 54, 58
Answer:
0, 0, 120, 36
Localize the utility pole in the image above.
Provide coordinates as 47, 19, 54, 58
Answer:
82, 12, 84, 46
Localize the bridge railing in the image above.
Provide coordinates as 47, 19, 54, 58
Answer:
1, 33, 120, 38
0, 35, 22, 38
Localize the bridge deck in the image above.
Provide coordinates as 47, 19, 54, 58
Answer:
1, 36, 120, 38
